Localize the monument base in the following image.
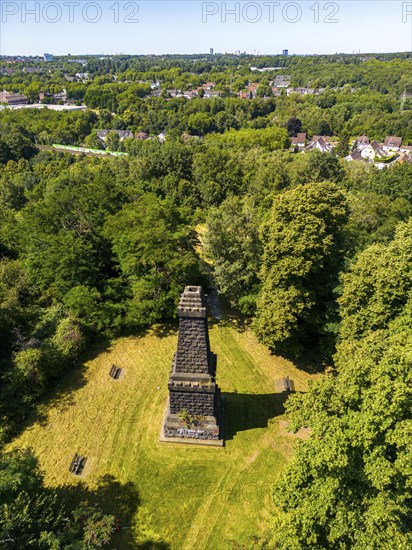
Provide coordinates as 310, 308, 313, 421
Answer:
160, 398, 224, 447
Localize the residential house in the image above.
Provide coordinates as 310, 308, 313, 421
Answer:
400, 144, 412, 154
345, 149, 366, 162
203, 90, 220, 98
0, 90, 28, 105
383, 136, 402, 152
54, 90, 67, 102
306, 136, 333, 153
291, 133, 307, 150
135, 131, 149, 140
183, 90, 198, 99
239, 84, 258, 99
247, 84, 259, 98
359, 140, 387, 161
96, 130, 134, 144
75, 72, 89, 82
25, 67, 42, 74
39, 90, 67, 102
271, 86, 282, 97
287, 87, 315, 96
273, 75, 291, 88
395, 151, 412, 164
202, 82, 215, 91
356, 135, 370, 147
181, 132, 200, 142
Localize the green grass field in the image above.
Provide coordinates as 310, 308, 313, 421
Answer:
9, 320, 316, 549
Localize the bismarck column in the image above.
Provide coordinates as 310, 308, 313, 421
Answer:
162, 286, 222, 442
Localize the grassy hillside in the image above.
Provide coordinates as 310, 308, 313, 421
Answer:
9, 319, 317, 549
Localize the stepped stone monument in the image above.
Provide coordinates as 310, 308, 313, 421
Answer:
162, 286, 223, 444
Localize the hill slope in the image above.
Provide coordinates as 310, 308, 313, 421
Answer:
9, 321, 316, 549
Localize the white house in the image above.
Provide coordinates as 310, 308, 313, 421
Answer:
306, 136, 333, 153
96, 130, 133, 143
291, 133, 307, 150
360, 140, 387, 161
383, 136, 402, 152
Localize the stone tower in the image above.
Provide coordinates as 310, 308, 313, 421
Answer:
162, 286, 222, 441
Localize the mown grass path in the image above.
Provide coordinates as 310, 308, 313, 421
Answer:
9, 322, 316, 549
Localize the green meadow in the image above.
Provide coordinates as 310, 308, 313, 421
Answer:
9, 321, 315, 549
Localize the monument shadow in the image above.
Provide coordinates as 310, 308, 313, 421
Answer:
222, 391, 290, 441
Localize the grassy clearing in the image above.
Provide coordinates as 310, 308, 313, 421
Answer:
9, 320, 317, 549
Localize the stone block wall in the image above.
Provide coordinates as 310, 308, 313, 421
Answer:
174, 319, 210, 374
169, 390, 215, 416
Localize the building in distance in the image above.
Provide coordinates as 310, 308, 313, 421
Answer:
0, 90, 28, 106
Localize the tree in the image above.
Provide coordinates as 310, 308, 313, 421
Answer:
187, 112, 214, 136
84, 130, 104, 150
265, 223, 412, 548
0, 448, 116, 548
286, 117, 302, 136
339, 218, 412, 341
192, 147, 244, 207
266, 329, 412, 549
345, 192, 411, 251
206, 126, 290, 152
307, 151, 345, 183
205, 196, 262, 314
0, 123, 37, 164
105, 131, 120, 151
254, 182, 349, 355
336, 130, 350, 157
256, 84, 272, 98
366, 163, 412, 203
103, 194, 202, 326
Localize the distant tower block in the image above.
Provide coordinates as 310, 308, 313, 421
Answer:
162, 286, 222, 442
282, 49, 289, 56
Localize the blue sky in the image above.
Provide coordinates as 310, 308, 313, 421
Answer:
1, 1, 411, 56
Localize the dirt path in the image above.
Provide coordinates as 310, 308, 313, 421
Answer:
207, 284, 222, 320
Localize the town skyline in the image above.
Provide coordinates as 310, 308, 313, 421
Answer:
1, 1, 411, 56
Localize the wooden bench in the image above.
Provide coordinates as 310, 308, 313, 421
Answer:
69, 453, 87, 475
109, 365, 122, 379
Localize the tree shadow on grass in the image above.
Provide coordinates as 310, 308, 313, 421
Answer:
150, 322, 178, 339
120, 322, 178, 340
14, 336, 113, 437
223, 391, 291, 441
279, 344, 329, 375
55, 474, 170, 549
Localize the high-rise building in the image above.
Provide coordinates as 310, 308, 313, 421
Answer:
210, 48, 214, 56
44, 53, 54, 61
282, 49, 289, 56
